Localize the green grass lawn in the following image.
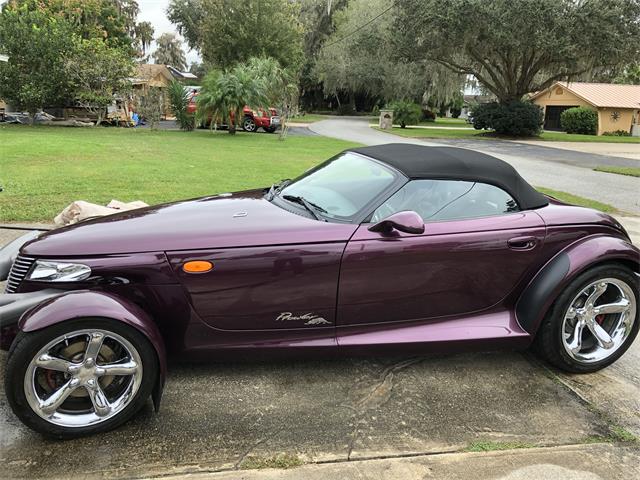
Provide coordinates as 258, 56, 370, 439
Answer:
593, 166, 640, 178
0, 125, 358, 222
287, 113, 333, 124
375, 126, 486, 139
419, 118, 472, 128
377, 126, 640, 143
536, 187, 616, 213
537, 132, 640, 143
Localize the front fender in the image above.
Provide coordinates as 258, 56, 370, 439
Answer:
19, 290, 166, 410
516, 234, 639, 335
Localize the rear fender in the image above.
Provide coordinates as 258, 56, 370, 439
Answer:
18, 290, 167, 411
516, 234, 639, 335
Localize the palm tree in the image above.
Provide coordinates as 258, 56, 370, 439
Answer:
153, 33, 186, 70
246, 57, 297, 138
220, 65, 268, 135
197, 65, 267, 135
196, 69, 226, 129
135, 21, 154, 56
168, 80, 195, 131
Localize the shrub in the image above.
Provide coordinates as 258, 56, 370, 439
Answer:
388, 100, 421, 128
138, 87, 163, 130
560, 107, 597, 135
421, 108, 436, 122
471, 101, 543, 136
337, 102, 354, 115
603, 130, 630, 137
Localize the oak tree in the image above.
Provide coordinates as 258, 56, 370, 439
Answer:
394, 0, 640, 103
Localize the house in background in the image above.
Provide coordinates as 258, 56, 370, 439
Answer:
530, 82, 640, 135
130, 64, 200, 119
459, 93, 493, 119
130, 64, 175, 118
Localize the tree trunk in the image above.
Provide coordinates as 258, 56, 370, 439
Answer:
497, 92, 524, 105
348, 91, 356, 114
229, 110, 237, 135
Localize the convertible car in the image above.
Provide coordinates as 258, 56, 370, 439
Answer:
1, 144, 638, 438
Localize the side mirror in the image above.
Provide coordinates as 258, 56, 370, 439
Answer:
368, 211, 425, 235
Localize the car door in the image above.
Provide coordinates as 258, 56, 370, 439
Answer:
169, 243, 347, 332
337, 179, 546, 327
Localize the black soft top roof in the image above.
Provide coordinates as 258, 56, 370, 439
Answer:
348, 144, 548, 210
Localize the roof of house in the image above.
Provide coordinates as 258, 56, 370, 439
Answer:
348, 144, 548, 209
167, 65, 198, 80
0, 54, 8, 62
531, 82, 640, 109
130, 64, 174, 85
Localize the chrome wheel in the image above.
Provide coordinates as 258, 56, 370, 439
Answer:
24, 329, 143, 428
561, 278, 636, 364
243, 117, 256, 132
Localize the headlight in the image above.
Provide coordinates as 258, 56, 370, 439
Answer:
27, 260, 91, 282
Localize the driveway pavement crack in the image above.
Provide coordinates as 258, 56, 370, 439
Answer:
234, 427, 285, 469
344, 357, 424, 460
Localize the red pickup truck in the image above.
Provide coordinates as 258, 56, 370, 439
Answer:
186, 94, 280, 133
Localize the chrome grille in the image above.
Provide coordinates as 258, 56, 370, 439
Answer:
5, 255, 35, 293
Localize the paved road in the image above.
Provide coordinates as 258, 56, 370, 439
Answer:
310, 118, 640, 214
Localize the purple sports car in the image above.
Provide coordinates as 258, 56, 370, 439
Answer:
1, 144, 638, 438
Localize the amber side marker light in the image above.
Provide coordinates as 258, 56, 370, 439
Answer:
183, 261, 213, 273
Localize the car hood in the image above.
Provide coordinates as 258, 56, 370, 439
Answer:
22, 190, 358, 257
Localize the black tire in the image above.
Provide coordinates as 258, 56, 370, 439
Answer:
264, 126, 277, 133
5, 318, 158, 439
534, 263, 639, 373
242, 116, 257, 132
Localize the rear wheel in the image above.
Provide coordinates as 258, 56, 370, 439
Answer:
242, 116, 257, 132
5, 318, 157, 438
535, 264, 639, 373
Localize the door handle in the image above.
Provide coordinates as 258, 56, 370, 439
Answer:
508, 236, 538, 251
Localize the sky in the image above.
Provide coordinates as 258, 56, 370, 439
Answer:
137, 0, 201, 67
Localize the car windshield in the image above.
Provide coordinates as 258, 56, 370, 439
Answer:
275, 152, 400, 221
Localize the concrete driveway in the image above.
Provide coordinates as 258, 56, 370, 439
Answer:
309, 118, 640, 215
0, 223, 639, 479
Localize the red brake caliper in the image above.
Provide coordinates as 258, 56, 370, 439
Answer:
45, 369, 60, 390
595, 314, 605, 325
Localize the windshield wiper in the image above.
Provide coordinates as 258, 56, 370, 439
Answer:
282, 194, 327, 221
266, 179, 291, 200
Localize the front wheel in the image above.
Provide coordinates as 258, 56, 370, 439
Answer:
5, 318, 157, 438
264, 126, 277, 133
534, 264, 639, 373
242, 117, 257, 132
